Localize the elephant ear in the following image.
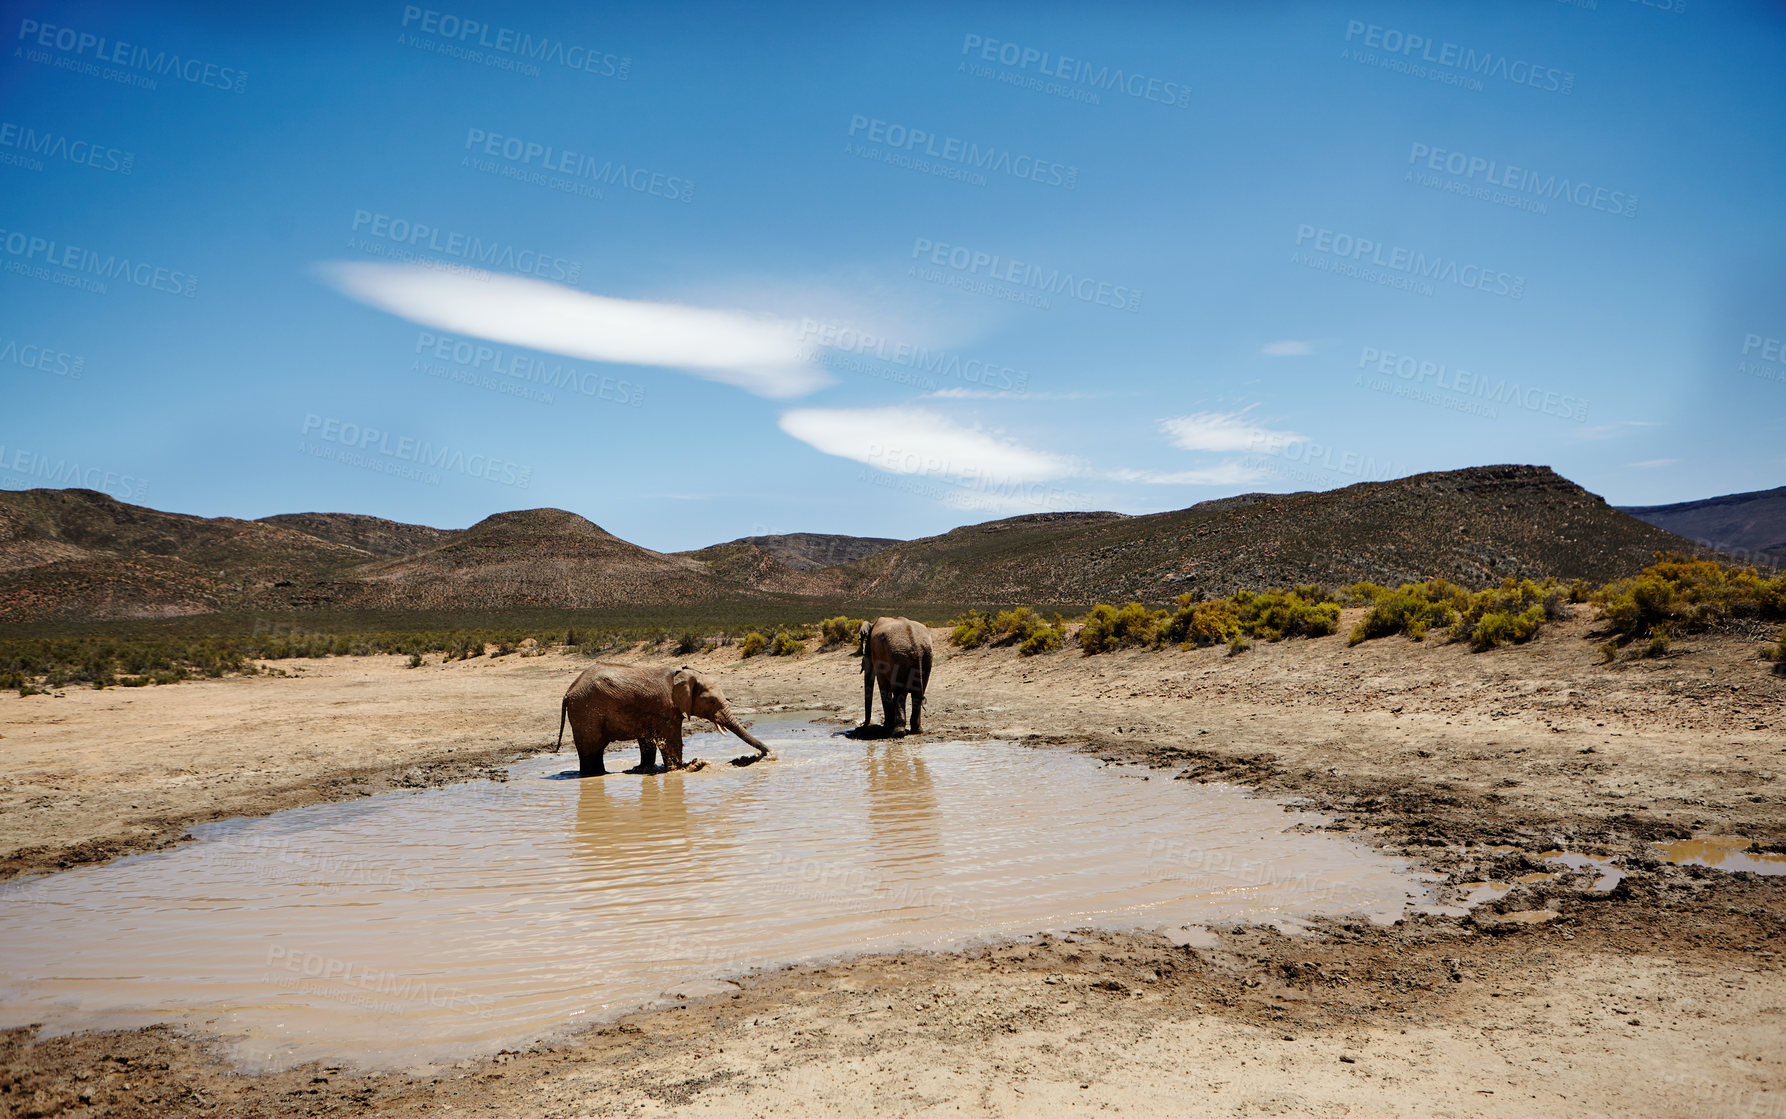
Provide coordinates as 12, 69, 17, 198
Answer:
856, 620, 873, 657
670, 667, 697, 715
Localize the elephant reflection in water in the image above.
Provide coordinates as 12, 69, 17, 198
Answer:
862, 742, 942, 873
572, 771, 738, 880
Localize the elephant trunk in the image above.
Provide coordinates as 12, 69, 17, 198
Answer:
717, 709, 770, 754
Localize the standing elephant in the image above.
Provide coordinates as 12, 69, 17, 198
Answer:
556, 664, 772, 776
859, 617, 934, 735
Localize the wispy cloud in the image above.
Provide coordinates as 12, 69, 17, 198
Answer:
1625, 458, 1679, 469
316, 262, 829, 399
920, 388, 1099, 401
1573, 420, 1661, 441
778, 407, 1076, 483
1260, 340, 1314, 356
1159, 410, 1305, 454
1102, 463, 1270, 486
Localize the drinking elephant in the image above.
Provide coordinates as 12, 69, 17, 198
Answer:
556, 663, 772, 776
859, 617, 934, 735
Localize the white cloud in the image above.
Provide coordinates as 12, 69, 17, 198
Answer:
1573, 420, 1661, 441
316, 261, 829, 399
1625, 458, 1679, 469
1159, 410, 1306, 454
921, 388, 1099, 400
1102, 462, 1270, 486
1260, 340, 1314, 356
778, 407, 1075, 483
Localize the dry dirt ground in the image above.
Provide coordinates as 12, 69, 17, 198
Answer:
3, 608, 1784, 1117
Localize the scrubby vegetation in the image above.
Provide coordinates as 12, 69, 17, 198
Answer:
736, 631, 767, 658
1593, 555, 1786, 639
1077, 602, 1163, 654
1080, 586, 1338, 655
949, 607, 1068, 655
819, 616, 866, 648
1343, 577, 1567, 650
768, 628, 806, 657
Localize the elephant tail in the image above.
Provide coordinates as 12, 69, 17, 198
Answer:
555, 697, 567, 752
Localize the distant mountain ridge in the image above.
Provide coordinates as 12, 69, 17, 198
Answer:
1618, 486, 1786, 568
0, 465, 1723, 624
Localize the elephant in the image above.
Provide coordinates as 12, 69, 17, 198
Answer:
556, 663, 772, 776
858, 617, 934, 735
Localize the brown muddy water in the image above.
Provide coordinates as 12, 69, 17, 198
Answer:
0, 715, 1432, 1072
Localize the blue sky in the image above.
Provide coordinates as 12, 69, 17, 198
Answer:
3, 0, 1783, 551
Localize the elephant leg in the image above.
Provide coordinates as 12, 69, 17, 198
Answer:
661, 726, 685, 769
576, 734, 609, 777
909, 689, 924, 735
878, 676, 903, 730
862, 668, 875, 727
632, 737, 659, 772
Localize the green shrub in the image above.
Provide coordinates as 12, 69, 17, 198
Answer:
1763, 628, 1786, 662
1019, 624, 1064, 655
1469, 605, 1548, 651
955, 607, 1066, 654
1599, 641, 1619, 664
820, 616, 866, 648
1161, 595, 1241, 647
406, 652, 424, 668
1596, 555, 1786, 637
1641, 624, 1672, 659
949, 609, 989, 649
1227, 633, 1251, 656
1349, 590, 1455, 645
738, 631, 766, 658
1078, 602, 1165, 655
769, 629, 805, 657
674, 632, 703, 655
1232, 588, 1340, 641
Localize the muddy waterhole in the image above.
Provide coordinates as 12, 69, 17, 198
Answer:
1, 716, 1434, 1071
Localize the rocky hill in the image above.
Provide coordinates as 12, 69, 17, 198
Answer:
326, 509, 736, 612
0, 489, 371, 622
257, 512, 448, 558
678, 533, 902, 594
822, 466, 1709, 605
0, 466, 1718, 624
1618, 486, 1786, 568
0, 493, 749, 622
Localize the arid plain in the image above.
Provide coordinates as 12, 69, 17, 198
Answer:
3, 608, 1782, 1118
